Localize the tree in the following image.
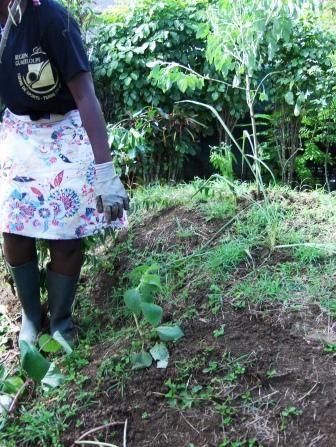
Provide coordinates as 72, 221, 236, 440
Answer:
205, 0, 308, 186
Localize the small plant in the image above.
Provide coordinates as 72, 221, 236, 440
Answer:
215, 398, 236, 425
165, 379, 206, 409
0, 333, 70, 428
210, 143, 236, 180
323, 343, 336, 354
218, 438, 261, 447
207, 284, 223, 315
213, 325, 225, 338
280, 405, 303, 430
224, 361, 246, 383
266, 367, 277, 378
124, 264, 184, 369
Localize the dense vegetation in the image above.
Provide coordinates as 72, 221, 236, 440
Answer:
88, 0, 336, 186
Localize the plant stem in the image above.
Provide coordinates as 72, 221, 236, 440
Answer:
133, 313, 144, 346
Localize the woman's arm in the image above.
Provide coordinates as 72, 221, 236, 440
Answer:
67, 71, 128, 221
67, 71, 112, 164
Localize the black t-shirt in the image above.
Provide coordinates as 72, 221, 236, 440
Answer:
0, 0, 90, 117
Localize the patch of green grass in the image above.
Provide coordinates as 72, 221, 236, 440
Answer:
294, 245, 330, 263
205, 239, 248, 274
228, 259, 336, 309
200, 198, 237, 221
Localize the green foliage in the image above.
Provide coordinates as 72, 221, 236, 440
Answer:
210, 143, 236, 180
264, 14, 336, 183
323, 343, 336, 354
91, 0, 239, 181
93, 0, 210, 119
297, 99, 336, 186
124, 264, 184, 369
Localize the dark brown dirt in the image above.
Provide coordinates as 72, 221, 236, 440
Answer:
60, 302, 336, 447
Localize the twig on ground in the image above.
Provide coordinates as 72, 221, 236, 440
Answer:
123, 419, 127, 447
179, 410, 200, 434
298, 383, 318, 402
73, 421, 124, 447
74, 442, 119, 447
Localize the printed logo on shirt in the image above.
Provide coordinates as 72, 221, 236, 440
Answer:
15, 47, 61, 101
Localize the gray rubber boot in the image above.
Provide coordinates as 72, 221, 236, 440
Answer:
7, 258, 41, 345
47, 267, 79, 346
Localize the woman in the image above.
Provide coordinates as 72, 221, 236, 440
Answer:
0, 0, 128, 346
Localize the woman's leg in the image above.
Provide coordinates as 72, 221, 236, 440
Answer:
47, 239, 83, 344
3, 233, 37, 266
49, 239, 83, 276
2, 233, 41, 344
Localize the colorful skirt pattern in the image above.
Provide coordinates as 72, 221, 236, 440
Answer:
0, 109, 127, 239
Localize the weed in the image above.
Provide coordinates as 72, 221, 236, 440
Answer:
202, 360, 220, 374
224, 361, 246, 382
207, 284, 224, 315
213, 324, 225, 338
201, 198, 237, 222
206, 240, 247, 274
215, 397, 237, 425
266, 367, 277, 379
280, 405, 303, 430
96, 352, 131, 393
323, 343, 336, 354
165, 379, 209, 409
218, 438, 261, 447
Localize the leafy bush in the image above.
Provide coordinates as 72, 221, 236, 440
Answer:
91, 0, 243, 181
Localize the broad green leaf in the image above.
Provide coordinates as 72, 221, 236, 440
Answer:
131, 351, 153, 370
52, 331, 73, 355
156, 325, 184, 342
38, 334, 62, 353
129, 264, 151, 284
285, 91, 294, 105
124, 288, 142, 315
41, 363, 65, 390
177, 77, 189, 93
142, 273, 161, 289
2, 376, 24, 394
20, 341, 50, 383
196, 23, 209, 39
140, 303, 163, 326
139, 283, 155, 303
150, 343, 169, 369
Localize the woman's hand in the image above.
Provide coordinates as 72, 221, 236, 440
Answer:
95, 162, 129, 222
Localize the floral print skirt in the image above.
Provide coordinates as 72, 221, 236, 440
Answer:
0, 109, 127, 239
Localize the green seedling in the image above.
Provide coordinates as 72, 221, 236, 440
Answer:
213, 324, 225, 338
124, 264, 184, 369
323, 343, 336, 354
280, 405, 303, 430
215, 399, 236, 425
165, 379, 205, 409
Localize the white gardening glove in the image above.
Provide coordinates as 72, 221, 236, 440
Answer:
95, 161, 129, 222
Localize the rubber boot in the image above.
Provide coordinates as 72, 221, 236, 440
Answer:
7, 258, 41, 345
47, 266, 79, 346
